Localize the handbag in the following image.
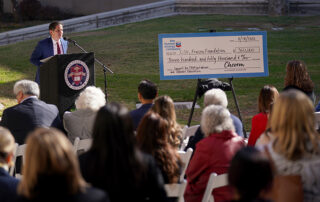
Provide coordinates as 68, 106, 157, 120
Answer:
264, 146, 304, 202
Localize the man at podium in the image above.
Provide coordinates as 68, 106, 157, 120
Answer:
30, 21, 68, 85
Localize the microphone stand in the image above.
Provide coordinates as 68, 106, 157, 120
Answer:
66, 38, 113, 102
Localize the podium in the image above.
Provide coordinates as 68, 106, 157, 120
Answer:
40, 53, 95, 114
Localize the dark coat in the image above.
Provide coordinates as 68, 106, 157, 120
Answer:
0, 167, 19, 202
0, 97, 63, 144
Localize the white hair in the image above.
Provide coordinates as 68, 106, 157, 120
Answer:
75, 86, 106, 111
201, 105, 235, 137
203, 88, 228, 108
13, 80, 40, 97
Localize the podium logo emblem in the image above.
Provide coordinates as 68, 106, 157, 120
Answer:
64, 60, 90, 90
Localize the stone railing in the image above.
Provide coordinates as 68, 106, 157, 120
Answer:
0, 0, 319, 46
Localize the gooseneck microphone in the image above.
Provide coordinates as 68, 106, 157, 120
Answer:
63, 37, 76, 44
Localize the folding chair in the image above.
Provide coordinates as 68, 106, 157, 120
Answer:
9, 143, 26, 177
202, 173, 228, 202
180, 125, 200, 150
314, 112, 320, 130
178, 148, 193, 182
73, 137, 92, 154
165, 179, 188, 202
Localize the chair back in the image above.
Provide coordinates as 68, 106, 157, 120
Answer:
9, 143, 26, 176
180, 125, 200, 150
182, 125, 200, 139
73, 137, 92, 154
178, 148, 193, 182
201, 173, 228, 202
315, 112, 320, 129
165, 179, 187, 202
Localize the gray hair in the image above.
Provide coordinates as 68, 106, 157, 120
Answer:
75, 86, 106, 111
13, 80, 40, 97
201, 105, 235, 137
203, 88, 228, 108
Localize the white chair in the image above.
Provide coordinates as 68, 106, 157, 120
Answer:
178, 148, 193, 182
201, 173, 228, 202
9, 143, 26, 177
73, 137, 92, 154
180, 125, 200, 150
314, 112, 320, 129
165, 179, 187, 202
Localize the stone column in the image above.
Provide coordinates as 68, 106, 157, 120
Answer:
268, 0, 289, 16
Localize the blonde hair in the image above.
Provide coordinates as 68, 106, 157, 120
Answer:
0, 127, 15, 164
271, 90, 319, 160
151, 96, 182, 148
201, 105, 235, 137
18, 128, 86, 198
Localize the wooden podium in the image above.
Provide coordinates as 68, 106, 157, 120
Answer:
40, 53, 95, 114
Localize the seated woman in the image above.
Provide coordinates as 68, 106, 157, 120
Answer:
136, 112, 181, 184
16, 128, 109, 202
151, 96, 182, 149
228, 147, 273, 202
284, 60, 315, 104
248, 85, 278, 146
0, 127, 19, 202
79, 103, 168, 202
63, 86, 106, 142
184, 105, 245, 202
266, 89, 320, 201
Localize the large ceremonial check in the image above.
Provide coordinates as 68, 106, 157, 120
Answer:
158, 31, 268, 80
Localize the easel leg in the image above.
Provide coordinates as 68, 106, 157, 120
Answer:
228, 78, 247, 138
187, 79, 200, 127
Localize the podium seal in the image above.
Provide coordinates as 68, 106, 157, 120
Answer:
64, 60, 90, 90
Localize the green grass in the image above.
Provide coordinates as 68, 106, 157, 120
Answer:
1, 14, 320, 131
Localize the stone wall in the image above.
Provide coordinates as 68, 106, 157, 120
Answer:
2, 0, 320, 16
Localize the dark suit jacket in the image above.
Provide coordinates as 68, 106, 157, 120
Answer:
30, 37, 68, 84
130, 103, 153, 130
14, 186, 109, 202
0, 97, 63, 144
0, 167, 19, 202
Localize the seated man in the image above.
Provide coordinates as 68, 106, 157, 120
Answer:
0, 80, 63, 144
185, 88, 243, 151
130, 79, 158, 130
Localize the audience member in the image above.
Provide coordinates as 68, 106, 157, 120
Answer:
248, 85, 278, 146
151, 95, 182, 149
63, 86, 106, 143
255, 104, 275, 147
130, 80, 158, 130
16, 128, 109, 202
284, 60, 315, 104
266, 89, 320, 201
136, 112, 181, 184
228, 147, 273, 202
184, 105, 245, 202
0, 80, 63, 144
79, 103, 168, 202
185, 88, 243, 152
0, 127, 19, 202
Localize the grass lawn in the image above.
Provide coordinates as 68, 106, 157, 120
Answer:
0, 14, 320, 131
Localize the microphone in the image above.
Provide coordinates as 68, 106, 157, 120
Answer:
63, 37, 76, 43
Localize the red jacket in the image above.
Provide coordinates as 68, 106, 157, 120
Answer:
248, 112, 268, 146
184, 130, 245, 202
